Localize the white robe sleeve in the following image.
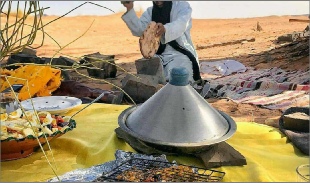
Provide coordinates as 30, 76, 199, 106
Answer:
162, 2, 192, 43
121, 8, 152, 37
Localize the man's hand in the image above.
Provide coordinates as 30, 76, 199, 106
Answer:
121, 1, 134, 12
156, 23, 165, 37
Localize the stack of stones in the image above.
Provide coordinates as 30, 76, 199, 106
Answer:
121, 57, 166, 104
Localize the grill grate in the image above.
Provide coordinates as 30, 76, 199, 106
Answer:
94, 158, 225, 182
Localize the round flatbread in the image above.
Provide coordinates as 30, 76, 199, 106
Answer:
139, 21, 160, 59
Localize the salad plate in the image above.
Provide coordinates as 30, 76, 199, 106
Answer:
21, 96, 82, 114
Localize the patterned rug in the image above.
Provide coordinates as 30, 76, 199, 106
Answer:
203, 67, 309, 112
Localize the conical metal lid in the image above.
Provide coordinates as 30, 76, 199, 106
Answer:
119, 67, 236, 147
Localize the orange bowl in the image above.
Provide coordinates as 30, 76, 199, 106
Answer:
1, 119, 76, 161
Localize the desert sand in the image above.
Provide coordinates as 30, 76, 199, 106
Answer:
1, 11, 309, 127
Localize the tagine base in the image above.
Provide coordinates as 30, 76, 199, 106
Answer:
115, 127, 247, 168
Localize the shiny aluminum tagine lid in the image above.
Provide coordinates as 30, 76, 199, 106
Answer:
118, 67, 237, 149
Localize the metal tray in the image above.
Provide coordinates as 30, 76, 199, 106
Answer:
94, 158, 225, 182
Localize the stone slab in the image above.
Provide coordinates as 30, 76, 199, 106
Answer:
115, 127, 247, 168
121, 74, 162, 104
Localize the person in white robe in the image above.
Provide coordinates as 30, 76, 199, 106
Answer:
121, 1, 203, 86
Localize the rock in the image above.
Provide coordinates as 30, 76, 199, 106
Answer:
277, 31, 307, 43
120, 58, 167, 104
81, 52, 117, 79
6, 53, 41, 69
247, 37, 256, 42
41, 57, 67, 66
121, 74, 163, 104
135, 57, 161, 75
21, 47, 37, 56
59, 56, 77, 66
61, 70, 72, 81
197, 142, 247, 168
135, 57, 159, 75
40, 57, 71, 80
263, 53, 273, 63
115, 127, 247, 168
135, 57, 166, 84
6, 54, 71, 80
115, 127, 175, 155
265, 118, 280, 128
256, 22, 263, 32
277, 34, 294, 42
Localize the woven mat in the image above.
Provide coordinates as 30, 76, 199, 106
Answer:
204, 67, 309, 111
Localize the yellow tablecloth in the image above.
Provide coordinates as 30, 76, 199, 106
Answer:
1, 103, 308, 182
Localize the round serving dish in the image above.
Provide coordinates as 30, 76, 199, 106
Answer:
283, 112, 309, 132
20, 96, 82, 115
1, 119, 76, 161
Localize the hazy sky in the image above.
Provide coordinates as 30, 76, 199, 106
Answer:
4, 1, 310, 19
